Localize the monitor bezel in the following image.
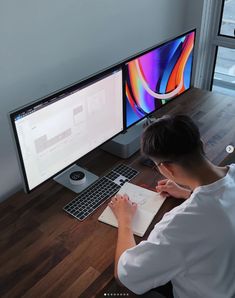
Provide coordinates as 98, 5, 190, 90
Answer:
9, 65, 124, 193
9, 28, 196, 193
123, 28, 196, 130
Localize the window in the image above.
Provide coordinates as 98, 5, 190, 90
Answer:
195, 0, 235, 96
212, 47, 235, 96
219, 0, 235, 38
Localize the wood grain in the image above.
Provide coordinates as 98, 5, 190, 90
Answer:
0, 88, 235, 297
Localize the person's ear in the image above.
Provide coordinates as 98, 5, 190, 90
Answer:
199, 139, 205, 152
159, 162, 175, 179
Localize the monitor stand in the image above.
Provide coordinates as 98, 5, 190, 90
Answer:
101, 116, 156, 159
53, 164, 98, 193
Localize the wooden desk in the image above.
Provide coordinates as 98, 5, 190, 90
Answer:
1, 88, 235, 298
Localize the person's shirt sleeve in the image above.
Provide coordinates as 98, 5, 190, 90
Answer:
117, 227, 185, 295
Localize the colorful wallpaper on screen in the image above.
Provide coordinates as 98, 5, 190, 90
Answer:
125, 31, 195, 127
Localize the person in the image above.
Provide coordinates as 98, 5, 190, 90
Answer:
108, 114, 235, 298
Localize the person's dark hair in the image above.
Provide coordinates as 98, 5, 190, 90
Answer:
141, 115, 205, 166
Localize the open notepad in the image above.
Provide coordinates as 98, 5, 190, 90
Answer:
98, 182, 166, 237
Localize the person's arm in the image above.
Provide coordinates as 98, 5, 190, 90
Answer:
108, 194, 137, 279
109, 194, 185, 295
156, 179, 192, 199
114, 223, 136, 278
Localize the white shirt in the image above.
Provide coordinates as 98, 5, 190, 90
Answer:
118, 164, 235, 298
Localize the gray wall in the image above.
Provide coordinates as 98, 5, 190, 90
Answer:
0, 0, 202, 201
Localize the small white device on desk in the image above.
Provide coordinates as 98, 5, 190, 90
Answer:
98, 182, 166, 237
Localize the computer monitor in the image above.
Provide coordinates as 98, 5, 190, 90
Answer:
9, 68, 123, 192
124, 29, 196, 128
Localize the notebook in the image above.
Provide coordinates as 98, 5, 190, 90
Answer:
98, 182, 166, 237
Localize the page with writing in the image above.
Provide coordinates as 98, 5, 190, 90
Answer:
98, 182, 166, 237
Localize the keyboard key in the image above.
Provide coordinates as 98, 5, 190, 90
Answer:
63, 164, 138, 221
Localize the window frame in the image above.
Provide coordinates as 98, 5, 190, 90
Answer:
218, 0, 235, 39
194, 0, 235, 92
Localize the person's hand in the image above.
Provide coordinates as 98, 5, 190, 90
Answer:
108, 194, 137, 227
156, 179, 191, 199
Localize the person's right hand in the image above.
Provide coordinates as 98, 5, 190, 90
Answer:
156, 179, 191, 199
108, 194, 137, 227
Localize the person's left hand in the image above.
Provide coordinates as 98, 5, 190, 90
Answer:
108, 194, 137, 227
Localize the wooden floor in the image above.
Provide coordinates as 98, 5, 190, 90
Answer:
1, 88, 235, 298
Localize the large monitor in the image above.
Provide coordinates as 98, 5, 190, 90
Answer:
10, 68, 123, 192
124, 29, 196, 128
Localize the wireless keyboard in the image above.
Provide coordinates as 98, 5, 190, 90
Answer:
63, 164, 139, 221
